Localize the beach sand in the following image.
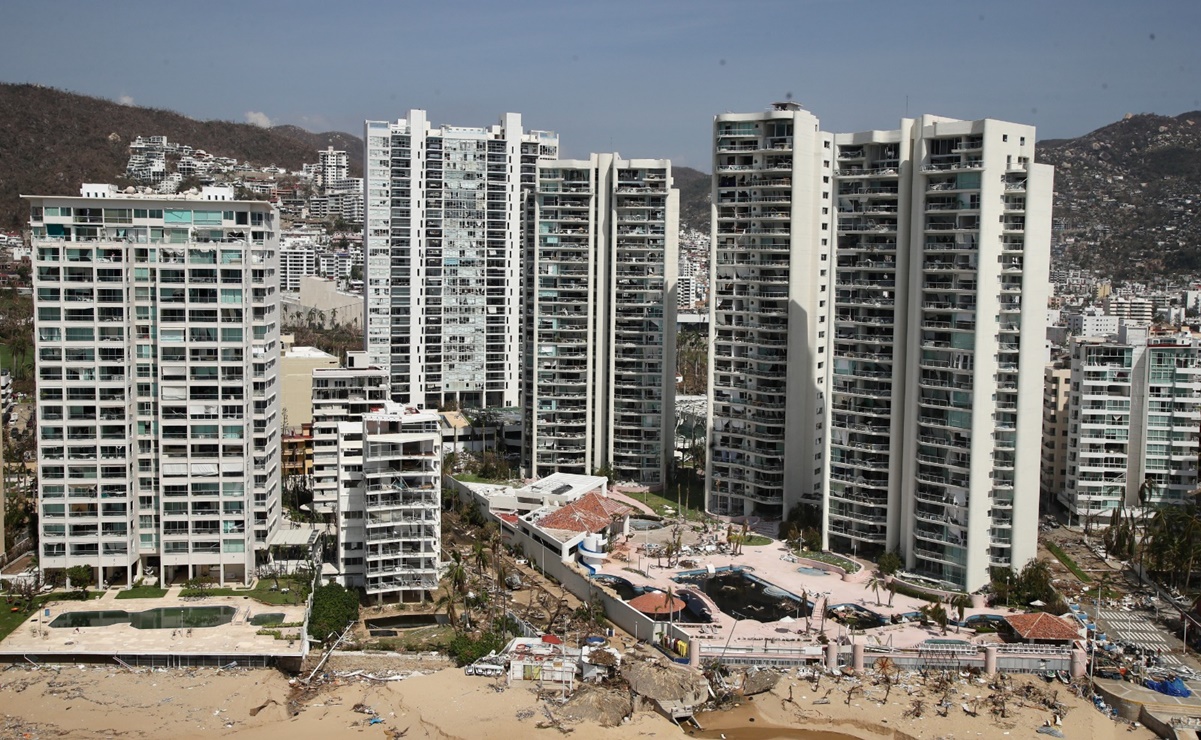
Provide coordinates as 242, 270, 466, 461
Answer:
0, 664, 1159, 740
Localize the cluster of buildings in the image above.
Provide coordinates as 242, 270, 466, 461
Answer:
28, 100, 1093, 600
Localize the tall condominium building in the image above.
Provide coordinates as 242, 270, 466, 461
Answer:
1061, 327, 1201, 523
522, 154, 678, 487
706, 102, 834, 518
27, 184, 282, 587
827, 115, 1052, 590
363, 111, 559, 409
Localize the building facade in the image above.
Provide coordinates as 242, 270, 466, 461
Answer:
327, 404, 441, 602
1040, 363, 1071, 505
522, 154, 679, 487
1061, 328, 1201, 523
310, 351, 390, 515
828, 115, 1053, 591
28, 184, 282, 587
705, 103, 833, 519
363, 111, 559, 409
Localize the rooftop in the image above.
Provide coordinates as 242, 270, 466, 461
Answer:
1004, 612, 1082, 641
533, 491, 632, 535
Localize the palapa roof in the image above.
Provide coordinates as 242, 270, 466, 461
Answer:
535, 491, 632, 535
628, 591, 685, 616
1004, 612, 1081, 641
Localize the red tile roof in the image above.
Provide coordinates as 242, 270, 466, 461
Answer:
1004, 612, 1081, 641
535, 491, 632, 535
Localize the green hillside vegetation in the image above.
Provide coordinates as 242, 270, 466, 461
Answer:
0, 83, 362, 230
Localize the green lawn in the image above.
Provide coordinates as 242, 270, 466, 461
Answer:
115, 586, 168, 600
0, 591, 104, 642
633, 473, 707, 519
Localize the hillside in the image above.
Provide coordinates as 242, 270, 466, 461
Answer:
673, 166, 710, 233
0, 84, 363, 230
1036, 111, 1201, 279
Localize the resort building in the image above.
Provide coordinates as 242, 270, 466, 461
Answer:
27, 184, 282, 587
705, 107, 1055, 592
1060, 327, 1201, 523
706, 102, 833, 519
363, 111, 559, 409
522, 154, 678, 487
827, 115, 1053, 591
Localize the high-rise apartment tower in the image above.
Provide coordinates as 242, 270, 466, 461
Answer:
522, 154, 678, 488
363, 111, 558, 409
27, 184, 282, 587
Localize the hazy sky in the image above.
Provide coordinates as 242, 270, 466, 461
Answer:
4, 0, 1199, 169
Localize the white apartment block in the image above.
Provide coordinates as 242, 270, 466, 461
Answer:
280, 246, 319, 292
310, 352, 390, 515
1104, 296, 1155, 324
364, 111, 559, 408
1067, 308, 1119, 338
522, 154, 678, 488
827, 115, 1052, 591
318, 147, 349, 194
706, 103, 833, 519
27, 184, 282, 587
1061, 328, 1201, 521
330, 404, 441, 603
677, 257, 698, 309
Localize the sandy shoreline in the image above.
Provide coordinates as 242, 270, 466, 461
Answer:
0, 663, 1158, 740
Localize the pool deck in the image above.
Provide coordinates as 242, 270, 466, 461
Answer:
0, 590, 307, 664
593, 537, 1027, 652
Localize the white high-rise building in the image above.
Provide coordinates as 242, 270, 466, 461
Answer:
706, 107, 1054, 592
318, 147, 349, 195
522, 154, 678, 487
279, 245, 319, 292
1061, 328, 1201, 522
27, 184, 282, 587
827, 115, 1053, 591
706, 103, 834, 519
364, 111, 559, 409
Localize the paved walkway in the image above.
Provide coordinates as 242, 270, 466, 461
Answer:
1095, 607, 1185, 667
591, 538, 1017, 651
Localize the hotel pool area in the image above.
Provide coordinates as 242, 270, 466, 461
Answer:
49, 606, 237, 630
795, 566, 830, 577
674, 567, 810, 624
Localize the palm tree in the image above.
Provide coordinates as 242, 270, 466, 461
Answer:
436, 591, 460, 632
446, 550, 468, 596
866, 572, 887, 606
886, 580, 898, 607
951, 594, 972, 633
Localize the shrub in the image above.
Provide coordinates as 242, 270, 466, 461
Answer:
446, 631, 506, 666
308, 582, 360, 641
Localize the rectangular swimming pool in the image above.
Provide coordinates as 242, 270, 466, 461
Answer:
49, 606, 236, 630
